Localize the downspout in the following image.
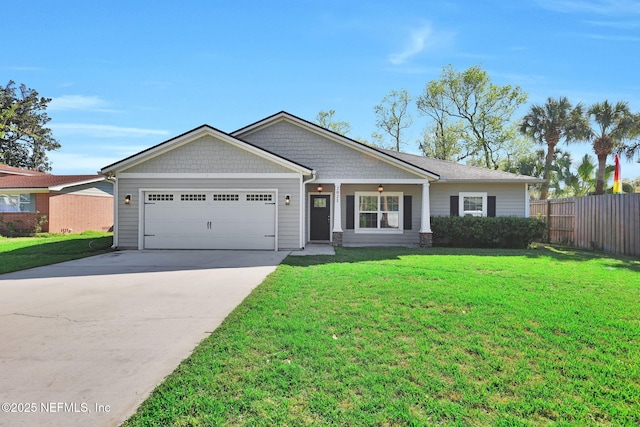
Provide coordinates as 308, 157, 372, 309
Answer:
300, 170, 317, 249
105, 173, 118, 249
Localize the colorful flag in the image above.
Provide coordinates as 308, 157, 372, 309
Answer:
613, 153, 622, 194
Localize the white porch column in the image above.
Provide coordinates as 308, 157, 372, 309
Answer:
420, 181, 432, 233
332, 182, 343, 232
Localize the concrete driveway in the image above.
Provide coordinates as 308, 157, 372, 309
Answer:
0, 250, 289, 427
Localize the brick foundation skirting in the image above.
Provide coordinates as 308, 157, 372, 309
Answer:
332, 232, 343, 247
419, 232, 433, 248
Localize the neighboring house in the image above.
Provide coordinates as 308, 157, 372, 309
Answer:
101, 111, 542, 250
0, 164, 47, 177
0, 165, 114, 235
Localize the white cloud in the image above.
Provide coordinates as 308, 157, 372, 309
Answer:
582, 32, 640, 41
47, 152, 121, 175
5, 65, 43, 71
586, 19, 640, 29
536, 0, 640, 15
49, 95, 121, 113
49, 123, 170, 138
388, 24, 455, 65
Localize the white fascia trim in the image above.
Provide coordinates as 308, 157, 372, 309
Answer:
117, 173, 302, 179
49, 177, 112, 191
234, 114, 438, 180
320, 179, 429, 185
103, 127, 312, 175
437, 178, 544, 184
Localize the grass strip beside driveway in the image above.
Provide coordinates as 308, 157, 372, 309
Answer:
0, 232, 113, 274
125, 246, 640, 426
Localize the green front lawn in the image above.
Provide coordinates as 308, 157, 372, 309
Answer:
0, 231, 113, 274
125, 246, 638, 425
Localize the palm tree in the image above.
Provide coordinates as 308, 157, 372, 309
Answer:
586, 101, 636, 195
548, 150, 577, 198
622, 112, 640, 161
573, 154, 598, 196
519, 97, 588, 200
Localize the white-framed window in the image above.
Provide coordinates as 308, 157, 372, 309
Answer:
459, 192, 487, 217
355, 192, 403, 233
0, 194, 34, 212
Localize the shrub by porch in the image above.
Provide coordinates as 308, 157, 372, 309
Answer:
431, 216, 546, 249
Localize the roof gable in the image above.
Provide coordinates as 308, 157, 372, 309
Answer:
101, 125, 313, 175
232, 111, 439, 180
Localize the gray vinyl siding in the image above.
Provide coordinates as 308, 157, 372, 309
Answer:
241, 120, 423, 180
116, 177, 300, 249
430, 182, 527, 217
123, 134, 292, 174
336, 184, 422, 246
58, 181, 114, 197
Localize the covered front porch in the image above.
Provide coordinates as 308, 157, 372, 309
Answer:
303, 180, 433, 248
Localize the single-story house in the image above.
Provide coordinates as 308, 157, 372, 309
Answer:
0, 165, 114, 234
100, 111, 542, 250
0, 163, 48, 178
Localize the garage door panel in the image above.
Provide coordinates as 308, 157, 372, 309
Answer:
143, 191, 276, 250
144, 234, 274, 250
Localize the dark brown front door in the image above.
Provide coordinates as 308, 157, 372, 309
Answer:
310, 195, 330, 240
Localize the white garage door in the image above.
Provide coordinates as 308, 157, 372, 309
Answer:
143, 190, 276, 250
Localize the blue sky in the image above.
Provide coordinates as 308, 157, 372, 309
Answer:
5, 0, 640, 180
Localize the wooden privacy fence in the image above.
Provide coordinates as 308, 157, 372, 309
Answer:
530, 194, 640, 257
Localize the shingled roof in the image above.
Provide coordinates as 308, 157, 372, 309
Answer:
379, 149, 543, 183
0, 163, 47, 177
0, 175, 107, 190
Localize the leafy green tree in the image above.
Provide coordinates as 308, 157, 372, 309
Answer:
315, 109, 351, 136
503, 148, 546, 178
373, 89, 412, 151
416, 65, 527, 170
585, 101, 637, 195
0, 81, 60, 171
519, 97, 588, 200
501, 148, 548, 200
0, 103, 18, 139
418, 119, 465, 161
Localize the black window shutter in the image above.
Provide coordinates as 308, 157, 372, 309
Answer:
403, 195, 412, 230
346, 195, 355, 229
487, 196, 496, 217
450, 196, 459, 217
